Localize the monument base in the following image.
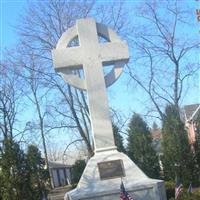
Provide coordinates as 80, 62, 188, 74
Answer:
65, 150, 167, 200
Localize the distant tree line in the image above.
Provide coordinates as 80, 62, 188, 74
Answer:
1, 107, 199, 198
113, 105, 200, 186
72, 106, 200, 185
0, 140, 49, 200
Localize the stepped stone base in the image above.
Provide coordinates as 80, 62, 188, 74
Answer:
65, 150, 167, 200
48, 186, 72, 200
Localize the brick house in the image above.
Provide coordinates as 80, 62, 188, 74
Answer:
183, 104, 200, 150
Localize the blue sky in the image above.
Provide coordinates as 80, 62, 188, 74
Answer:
0, 0, 199, 154
0, 1, 146, 114
1, 1, 26, 52
1, 0, 199, 127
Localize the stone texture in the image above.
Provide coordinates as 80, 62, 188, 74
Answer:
52, 19, 128, 91
65, 150, 166, 200
52, 18, 129, 151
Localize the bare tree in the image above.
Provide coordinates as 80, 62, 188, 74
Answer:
0, 61, 24, 141
16, 0, 129, 156
127, 0, 199, 120
5, 48, 54, 187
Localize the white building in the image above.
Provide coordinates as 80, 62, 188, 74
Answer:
49, 161, 72, 188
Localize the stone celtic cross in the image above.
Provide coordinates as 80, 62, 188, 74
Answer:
52, 18, 129, 152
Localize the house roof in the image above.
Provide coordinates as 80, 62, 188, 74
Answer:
184, 104, 200, 121
150, 128, 162, 140
48, 161, 72, 169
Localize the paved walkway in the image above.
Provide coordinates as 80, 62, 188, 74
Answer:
48, 186, 72, 200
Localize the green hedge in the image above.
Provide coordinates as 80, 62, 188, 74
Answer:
165, 181, 200, 200
165, 181, 175, 199
169, 190, 200, 200
169, 189, 200, 200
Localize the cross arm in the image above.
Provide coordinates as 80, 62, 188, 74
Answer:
99, 42, 129, 66
52, 46, 83, 71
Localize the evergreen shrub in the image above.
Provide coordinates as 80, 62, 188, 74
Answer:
165, 181, 175, 199
169, 189, 200, 200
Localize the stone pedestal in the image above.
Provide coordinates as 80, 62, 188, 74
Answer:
65, 150, 167, 200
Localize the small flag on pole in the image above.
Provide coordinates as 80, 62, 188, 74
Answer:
187, 182, 193, 194
120, 181, 134, 200
175, 176, 183, 199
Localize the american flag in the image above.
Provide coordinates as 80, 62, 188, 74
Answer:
175, 177, 183, 199
187, 183, 193, 194
120, 181, 134, 200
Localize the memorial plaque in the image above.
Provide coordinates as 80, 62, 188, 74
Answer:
98, 159, 125, 180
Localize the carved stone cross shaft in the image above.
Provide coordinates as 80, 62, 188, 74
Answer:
52, 18, 129, 152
